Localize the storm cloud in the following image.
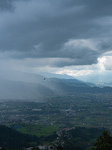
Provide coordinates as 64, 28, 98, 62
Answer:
0, 0, 112, 68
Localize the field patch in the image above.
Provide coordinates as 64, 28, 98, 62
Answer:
15, 124, 63, 137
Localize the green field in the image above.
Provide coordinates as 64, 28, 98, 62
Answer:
15, 124, 63, 137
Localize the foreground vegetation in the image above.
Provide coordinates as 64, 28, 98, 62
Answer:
92, 131, 112, 150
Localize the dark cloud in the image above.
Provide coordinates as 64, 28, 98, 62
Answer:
0, 0, 112, 67
0, 0, 14, 12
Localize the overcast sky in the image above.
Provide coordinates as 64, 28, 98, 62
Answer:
0, 0, 112, 79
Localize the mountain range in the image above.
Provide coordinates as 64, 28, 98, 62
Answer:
0, 70, 112, 100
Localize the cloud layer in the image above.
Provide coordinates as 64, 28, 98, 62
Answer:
0, 0, 112, 71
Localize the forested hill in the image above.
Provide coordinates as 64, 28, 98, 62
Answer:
0, 125, 106, 150
0, 125, 39, 149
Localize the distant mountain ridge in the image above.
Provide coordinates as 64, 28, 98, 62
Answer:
0, 70, 112, 100
0, 78, 56, 100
